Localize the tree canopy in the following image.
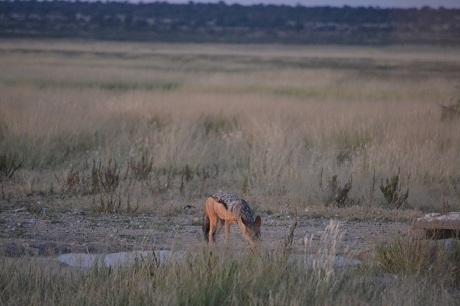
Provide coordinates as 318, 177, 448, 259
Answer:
0, 0, 459, 44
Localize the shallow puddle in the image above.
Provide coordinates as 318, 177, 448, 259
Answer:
58, 250, 183, 268
58, 250, 361, 269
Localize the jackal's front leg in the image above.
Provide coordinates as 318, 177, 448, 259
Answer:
214, 219, 224, 241
225, 221, 231, 244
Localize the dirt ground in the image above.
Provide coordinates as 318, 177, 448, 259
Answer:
0, 196, 411, 262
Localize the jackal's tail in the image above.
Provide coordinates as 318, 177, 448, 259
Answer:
202, 211, 211, 242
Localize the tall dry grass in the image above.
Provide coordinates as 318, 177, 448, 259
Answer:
1, 221, 459, 305
0, 40, 459, 213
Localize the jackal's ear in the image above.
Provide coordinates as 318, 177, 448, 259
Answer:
255, 215, 261, 228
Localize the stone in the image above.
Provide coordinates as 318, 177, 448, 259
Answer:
58, 244, 72, 254
39, 242, 57, 255
5, 243, 26, 257
412, 212, 460, 239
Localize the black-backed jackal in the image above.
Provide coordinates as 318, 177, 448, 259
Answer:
202, 192, 261, 247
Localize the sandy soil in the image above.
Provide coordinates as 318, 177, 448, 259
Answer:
0, 201, 410, 262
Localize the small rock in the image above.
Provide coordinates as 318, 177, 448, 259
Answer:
74, 208, 86, 215
39, 242, 57, 255
444, 238, 459, 251
58, 244, 72, 254
30, 242, 58, 255
5, 243, 26, 257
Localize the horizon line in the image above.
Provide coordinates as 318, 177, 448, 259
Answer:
51, 0, 460, 9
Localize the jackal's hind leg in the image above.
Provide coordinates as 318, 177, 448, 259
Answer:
208, 217, 223, 243
208, 216, 215, 243
202, 212, 211, 242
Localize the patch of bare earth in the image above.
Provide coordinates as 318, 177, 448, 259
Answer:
0, 197, 416, 263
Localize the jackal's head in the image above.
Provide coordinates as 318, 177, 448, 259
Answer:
239, 215, 262, 247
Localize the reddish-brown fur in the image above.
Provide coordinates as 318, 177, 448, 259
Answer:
203, 196, 261, 247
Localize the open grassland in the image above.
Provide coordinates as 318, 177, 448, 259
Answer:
1, 39, 460, 305
1, 40, 459, 215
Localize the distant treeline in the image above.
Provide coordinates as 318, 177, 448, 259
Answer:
1, 0, 459, 44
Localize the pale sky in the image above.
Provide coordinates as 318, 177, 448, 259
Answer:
162, 0, 460, 8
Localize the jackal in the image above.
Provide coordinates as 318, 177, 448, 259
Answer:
202, 192, 261, 247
